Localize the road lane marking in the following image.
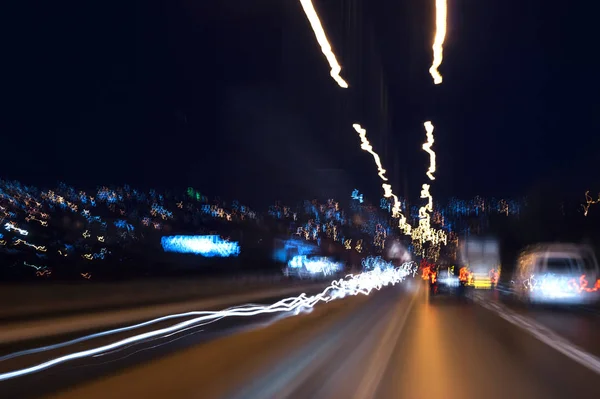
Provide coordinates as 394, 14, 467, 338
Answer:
353, 285, 420, 399
225, 297, 377, 399
474, 297, 600, 375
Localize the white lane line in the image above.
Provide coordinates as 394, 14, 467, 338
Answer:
353, 286, 420, 399
474, 297, 600, 375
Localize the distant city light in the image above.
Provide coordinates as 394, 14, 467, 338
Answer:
351, 189, 364, 203
161, 235, 240, 257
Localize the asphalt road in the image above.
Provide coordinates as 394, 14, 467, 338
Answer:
2, 281, 600, 398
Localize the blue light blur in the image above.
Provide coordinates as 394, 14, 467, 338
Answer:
525, 273, 588, 304
161, 235, 240, 257
286, 255, 344, 276
351, 189, 364, 203
273, 238, 318, 263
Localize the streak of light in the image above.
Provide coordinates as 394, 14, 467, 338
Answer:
4, 222, 28, 236
87, 329, 206, 367
423, 121, 436, 180
410, 121, 447, 259
353, 124, 388, 181
89, 311, 299, 369
353, 123, 411, 234
429, 0, 447, 84
14, 239, 46, 252
299, 0, 348, 88
0, 265, 415, 381
582, 190, 600, 216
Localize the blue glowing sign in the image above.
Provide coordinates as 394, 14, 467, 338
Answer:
161, 235, 240, 257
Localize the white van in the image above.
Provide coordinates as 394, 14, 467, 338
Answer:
513, 243, 600, 304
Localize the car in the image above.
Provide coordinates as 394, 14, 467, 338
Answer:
512, 243, 600, 305
428, 265, 467, 297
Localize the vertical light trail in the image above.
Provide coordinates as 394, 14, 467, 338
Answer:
429, 0, 447, 84
418, 122, 436, 229
299, 0, 349, 88
353, 123, 388, 181
419, 184, 433, 224
412, 121, 446, 259
423, 121, 436, 180
353, 123, 411, 234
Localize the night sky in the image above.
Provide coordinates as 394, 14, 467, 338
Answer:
2, 1, 599, 207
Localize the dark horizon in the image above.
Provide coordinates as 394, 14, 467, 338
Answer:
2, 0, 599, 207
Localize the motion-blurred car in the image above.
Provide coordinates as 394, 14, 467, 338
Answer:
512, 243, 600, 305
429, 265, 466, 297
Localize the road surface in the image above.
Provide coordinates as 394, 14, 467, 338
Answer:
2, 282, 600, 398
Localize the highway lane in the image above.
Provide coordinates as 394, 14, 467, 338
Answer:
0, 281, 330, 345
490, 290, 600, 358
375, 293, 600, 399
4, 281, 600, 398
4, 287, 388, 399
0, 285, 335, 399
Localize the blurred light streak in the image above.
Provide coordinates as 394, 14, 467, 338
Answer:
423, 121, 436, 180
161, 235, 240, 257
582, 190, 600, 216
471, 275, 492, 289
353, 124, 388, 181
351, 189, 364, 203
4, 222, 28, 236
299, 0, 348, 88
286, 255, 344, 276
459, 266, 473, 284
523, 273, 600, 303
410, 121, 447, 259
353, 123, 411, 234
362, 256, 418, 276
429, 0, 447, 84
0, 266, 415, 381
14, 239, 46, 252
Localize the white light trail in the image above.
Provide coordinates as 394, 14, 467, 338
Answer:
429, 0, 447, 84
411, 121, 447, 258
423, 121, 436, 181
299, 0, 348, 88
353, 123, 388, 181
0, 264, 416, 381
353, 123, 411, 234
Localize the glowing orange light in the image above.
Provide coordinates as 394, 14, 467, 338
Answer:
572, 274, 600, 293
459, 266, 471, 283
421, 266, 431, 280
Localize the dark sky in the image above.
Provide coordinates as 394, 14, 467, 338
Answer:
2, 1, 600, 206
